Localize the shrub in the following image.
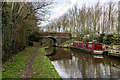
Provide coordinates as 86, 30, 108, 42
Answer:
103, 34, 120, 45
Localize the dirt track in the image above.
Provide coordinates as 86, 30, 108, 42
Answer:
22, 48, 38, 78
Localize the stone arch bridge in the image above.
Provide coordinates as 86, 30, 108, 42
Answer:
40, 32, 72, 46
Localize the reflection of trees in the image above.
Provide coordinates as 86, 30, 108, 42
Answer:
102, 56, 120, 78
46, 47, 72, 61
73, 52, 120, 78
48, 48, 120, 78
52, 50, 120, 78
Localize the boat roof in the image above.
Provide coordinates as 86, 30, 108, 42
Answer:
72, 41, 82, 42
72, 41, 102, 44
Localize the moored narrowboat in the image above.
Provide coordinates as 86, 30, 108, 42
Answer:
108, 45, 120, 57
70, 41, 103, 55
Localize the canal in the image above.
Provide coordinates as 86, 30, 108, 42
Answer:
45, 47, 120, 78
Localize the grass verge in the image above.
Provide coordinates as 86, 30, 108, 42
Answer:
60, 40, 72, 48
31, 47, 62, 79
2, 46, 62, 79
2, 47, 37, 78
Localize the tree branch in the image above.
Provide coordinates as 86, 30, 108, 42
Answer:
22, 2, 52, 20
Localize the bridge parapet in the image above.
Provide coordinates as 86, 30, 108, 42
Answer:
41, 32, 71, 37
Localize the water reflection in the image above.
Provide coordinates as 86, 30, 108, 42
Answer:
46, 47, 72, 61
45, 47, 120, 78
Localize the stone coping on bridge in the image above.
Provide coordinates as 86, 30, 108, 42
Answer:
43, 32, 71, 33
40, 32, 72, 37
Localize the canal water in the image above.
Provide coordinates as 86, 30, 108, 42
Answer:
45, 47, 120, 78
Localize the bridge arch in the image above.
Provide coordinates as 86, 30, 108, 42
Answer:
47, 37, 57, 46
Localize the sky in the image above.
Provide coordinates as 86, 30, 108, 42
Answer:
49, 0, 76, 20
39, 0, 119, 26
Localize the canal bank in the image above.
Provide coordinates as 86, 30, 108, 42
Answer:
2, 47, 61, 79
57, 40, 72, 48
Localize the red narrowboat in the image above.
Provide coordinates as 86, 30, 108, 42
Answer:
70, 41, 103, 55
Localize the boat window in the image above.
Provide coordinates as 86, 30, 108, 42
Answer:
83, 44, 86, 47
76, 43, 78, 46
88, 44, 92, 48
71, 43, 73, 46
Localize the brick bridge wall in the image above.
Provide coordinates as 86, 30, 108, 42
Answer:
40, 32, 72, 46
41, 32, 71, 38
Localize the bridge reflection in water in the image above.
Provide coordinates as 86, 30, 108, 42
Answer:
45, 47, 120, 78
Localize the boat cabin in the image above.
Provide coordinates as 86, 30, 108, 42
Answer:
71, 42, 102, 50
